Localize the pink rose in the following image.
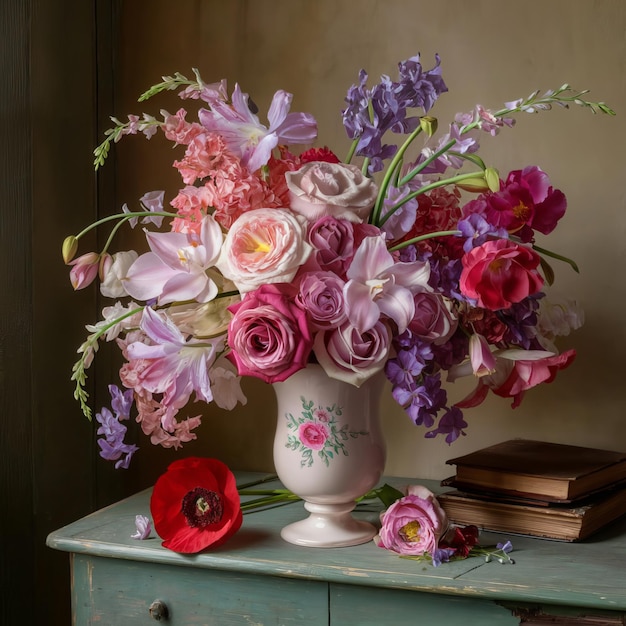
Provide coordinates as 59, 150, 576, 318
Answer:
285, 161, 378, 223
226, 284, 313, 384
296, 271, 347, 330
409, 292, 458, 344
307, 216, 380, 278
460, 239, 543, 310
313, 320, 391, 387
217, 208, 312, 293
375, 486, 448, 556
298, 422, 329, 450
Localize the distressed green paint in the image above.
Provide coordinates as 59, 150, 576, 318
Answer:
48, 475, 626, 625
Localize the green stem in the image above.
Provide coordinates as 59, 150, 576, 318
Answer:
75, 211, 177, 240
344, 137, 359, 164
531, 243, 580, 273
371, 125, 423, 225
388, 230, 461, 253
378, 171, 484, 228
397, 139, 457, 188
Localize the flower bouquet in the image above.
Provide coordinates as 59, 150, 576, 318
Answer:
63, 53, 613, 468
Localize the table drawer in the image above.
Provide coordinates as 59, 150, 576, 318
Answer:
331, 582, 519, 625
72, 553, 328, 625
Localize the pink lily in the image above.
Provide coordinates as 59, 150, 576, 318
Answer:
468, 333, 497, 377
125, 307, 222, 431
198, 84, 317, 172
124, 215, 223, 305
344, 236, 430, 333
69, 252, 100, 290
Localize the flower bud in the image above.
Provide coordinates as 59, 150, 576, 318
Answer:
485, 167, 500, 192
419, 115, 438, 137
455, 176, 489, 192
69, 252, 100, 290
99, 253, 113, 282
62, 236, 79, 264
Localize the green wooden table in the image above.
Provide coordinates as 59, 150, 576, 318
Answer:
47, 475, 626, 625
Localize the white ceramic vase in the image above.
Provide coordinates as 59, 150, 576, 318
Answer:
272, 363, 386, 548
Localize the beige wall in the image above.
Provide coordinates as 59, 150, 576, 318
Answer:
113, 0, 626, 479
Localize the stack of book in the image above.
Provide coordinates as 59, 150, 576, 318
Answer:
438, 439, 626, 541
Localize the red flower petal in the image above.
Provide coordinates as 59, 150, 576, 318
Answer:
150, 457, 242, 554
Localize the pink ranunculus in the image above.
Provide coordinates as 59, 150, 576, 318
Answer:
296, 271, 347, 330
226, 283, 313, 384
460, 238, 543, 311
286, 161, 379, 223
217, 208, 312, 294
409, 292, 458, 345
298, 422, 329, 450
313, 320, 391, 387
375, 486, 448, 556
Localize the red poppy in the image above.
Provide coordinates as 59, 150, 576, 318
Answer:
150, 457, 242, 553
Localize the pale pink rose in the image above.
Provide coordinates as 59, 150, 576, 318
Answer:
313, 320, 391, 387
409, 292, 458, 344
217, 208, 312, 293
286, 161, 378, 223
375, 486, 448, 556
298, 422, 329, 450
226, 283, 313, 383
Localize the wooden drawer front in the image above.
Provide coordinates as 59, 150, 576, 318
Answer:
71, 553, 328, 625
330, 582, 520, 626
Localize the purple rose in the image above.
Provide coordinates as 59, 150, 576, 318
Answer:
409, 292, 458, 345
227, 284, 313, 383
307, 216, 379, 278
313, 320, 391, 387
375, 486, 448, 556
296, 271, 347, 330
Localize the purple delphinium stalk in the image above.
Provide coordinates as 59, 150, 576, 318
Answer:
95, 384, 138, 469
498, 296, 543, 349
342, 54, 448, 172
425, 406, 468, 444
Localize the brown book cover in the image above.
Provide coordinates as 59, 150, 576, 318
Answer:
445, 439, 626, 502
438, 486, 626, 541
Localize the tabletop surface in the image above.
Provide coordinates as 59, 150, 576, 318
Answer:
46, 473, 626, 613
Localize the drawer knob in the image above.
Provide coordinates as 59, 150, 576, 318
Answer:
149, 599, 169, 621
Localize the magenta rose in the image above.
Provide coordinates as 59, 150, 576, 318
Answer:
296, 271, 347, 330
375, 486, 448, 556
460, 238, 543, 311
307, 216, 379, 277
409, 292, 458, 345
298, 422, 329, 450
226, 283, 313, 383
313, 320, 391, 387
285, 161, 378, 223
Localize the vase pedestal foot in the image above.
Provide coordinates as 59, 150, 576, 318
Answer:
280, 501, 377, 548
